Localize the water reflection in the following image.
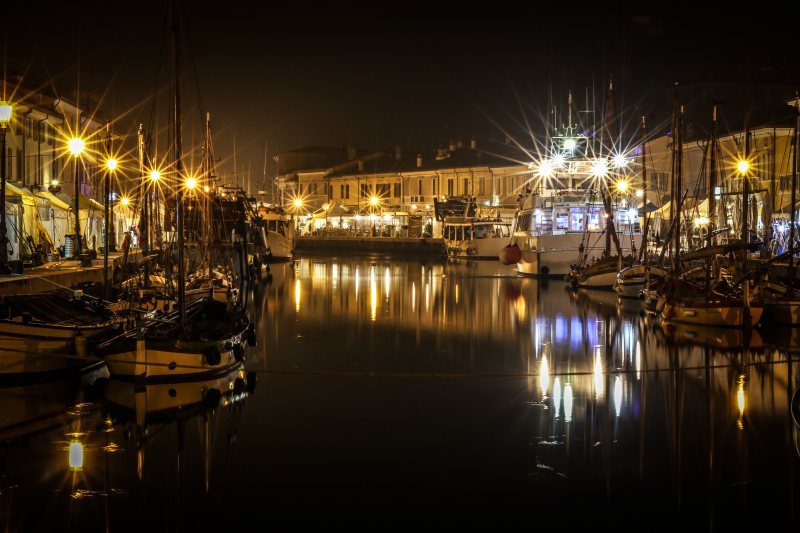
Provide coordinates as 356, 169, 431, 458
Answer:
1, 256, 799, 528
247, 256, 800, 527
0, 363, 253, 530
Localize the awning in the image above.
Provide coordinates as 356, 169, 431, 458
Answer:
35, 191, 71, 211
55, 193, 104, 211
4, 182, 37, 206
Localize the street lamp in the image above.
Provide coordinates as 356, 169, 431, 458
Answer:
106, 158, 118, 252
0, 101, 11, 274
69, 136, 85, 258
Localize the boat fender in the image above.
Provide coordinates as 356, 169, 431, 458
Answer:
246, 323, 257, 347
232, 343, 245, 362
499, 243, 521, 265
205, 345, 222, 366
246, 371, 257, 394
203, 388, 222, 409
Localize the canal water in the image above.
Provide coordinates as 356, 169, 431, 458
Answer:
1, 256, 798, 530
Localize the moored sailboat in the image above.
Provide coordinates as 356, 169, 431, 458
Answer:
96, 1, 254, 381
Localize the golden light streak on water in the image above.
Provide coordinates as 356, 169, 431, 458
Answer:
295, 279, 301, 313
425, 282, 430, 311
553, 376, 562, 419
69, 441, 84, 470
614, 375, 623, 417
411, 282, 416, 312
371, 266, 377, 321
384, 267, 390, 300
635, 340, 641, 380
539, 353, 549, 397
564, 383, 574, 422
737, 374, 746, 430
594, 346, 604, 399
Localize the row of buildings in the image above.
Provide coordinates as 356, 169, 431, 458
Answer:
2, 88, 134, 262
272, 109, 798, 240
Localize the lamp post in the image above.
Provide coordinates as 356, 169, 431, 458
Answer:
104, 156, 117, 300
68, 137, 85, 258
0, 101, 11, 274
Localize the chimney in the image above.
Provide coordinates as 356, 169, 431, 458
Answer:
357, 160, 364, 172
448, 140, 457, 152
416, 154, 422, 168
347, 146, 357, 160
395, 144, 402, 160
456, 139, 463, 149
470, 136, 477, 149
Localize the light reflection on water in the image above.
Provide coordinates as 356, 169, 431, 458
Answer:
0, 256, 799, 529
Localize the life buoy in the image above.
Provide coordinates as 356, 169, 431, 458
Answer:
499, 243, 521, 265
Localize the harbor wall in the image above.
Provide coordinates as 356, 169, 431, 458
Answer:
295, 237, 445, 257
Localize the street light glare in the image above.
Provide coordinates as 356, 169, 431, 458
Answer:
186, 177, 197, 190
0, 102, 12, 124
592, 158, 608, 178
615, 180, 629, 193
106, 158, 118, 171
737, 160, 749, 174
120, 197, 130, 206
68, 137, 85, 156
612, 153, 628, 169
150, 170, 161, 181
293, 198, 303, 208
369, 196, 380, 206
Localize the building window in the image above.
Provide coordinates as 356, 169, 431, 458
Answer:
393, 183, 401, 198
447, 178, 454, 196
360, 183, 369, 198
418, 179, 423, 196
433, 178, 437, 196
463, 178, 469, 195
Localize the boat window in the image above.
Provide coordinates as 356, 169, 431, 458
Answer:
474, 224, 490, 239
556, 214, 569, 230
570, 212, 584, 232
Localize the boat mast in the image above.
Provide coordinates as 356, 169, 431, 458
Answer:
707, 104, 718, 248
790, 99, 798, 286
204, 112, 214, 279
673, 105, 683, 271
599, 78, 623, 259
637, 115, 649, 263
742, 107, 750, 243
137, 124, 150, 287
171, 0, 187, 334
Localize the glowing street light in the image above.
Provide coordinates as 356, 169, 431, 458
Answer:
737, 159, 749, 175
612, 153, 628, 169
537, 159, 554, 178
105, 158, 118, 171
615, 180, 629, 193
149, 170, 161, 181
591, 158, 608, 178
563, 138, 577, 151
369, 196, 380, 207
185, 177, 197, 190
293, 197, 303, 209
68, 137, 85, 156
120, 197, 130, 206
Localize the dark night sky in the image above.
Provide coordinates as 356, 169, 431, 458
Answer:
5, 2, 800, 191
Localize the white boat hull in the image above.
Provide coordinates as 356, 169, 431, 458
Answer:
266, 230, 293, 261
514, 232, 642, 278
